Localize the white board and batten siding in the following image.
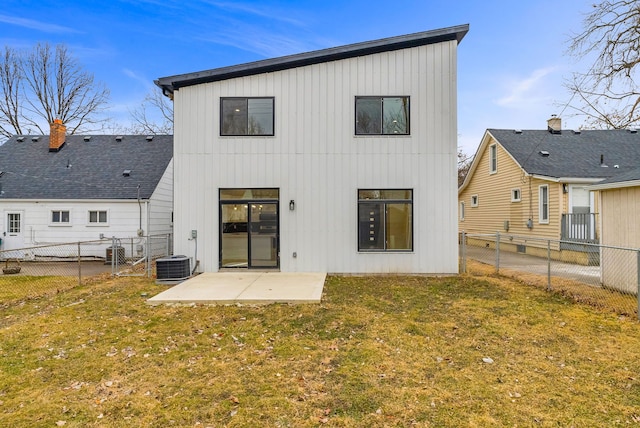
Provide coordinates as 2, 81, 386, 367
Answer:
173, 40, 460, 274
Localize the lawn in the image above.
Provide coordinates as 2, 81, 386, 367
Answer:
1, 272, 639, 427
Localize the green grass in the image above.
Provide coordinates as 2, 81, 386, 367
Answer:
1, 273, 640, 427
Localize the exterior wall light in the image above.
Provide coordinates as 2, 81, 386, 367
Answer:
289, 200, 295, 211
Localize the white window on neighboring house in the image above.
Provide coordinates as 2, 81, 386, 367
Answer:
471, 195, 479, 207
460, 201, 465, 220
511, 188, 521, 202
539, 185, 549, 224
51, 210, 70, 225
489, 144, 497, 173
88, 210, 108, 225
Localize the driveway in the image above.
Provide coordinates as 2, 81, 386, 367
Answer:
462, 245, 602, 287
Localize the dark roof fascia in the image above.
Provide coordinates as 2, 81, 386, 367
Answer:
155, 24, 469, 95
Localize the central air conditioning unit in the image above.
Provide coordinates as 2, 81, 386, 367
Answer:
156, 255, 190, 284
105, 246, 125, 264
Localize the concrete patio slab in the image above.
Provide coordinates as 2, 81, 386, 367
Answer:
146, 272, 326, 306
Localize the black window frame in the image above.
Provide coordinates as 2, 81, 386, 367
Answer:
355, 96, 410, 135
358, 189, 413, 252
220, 97, 275, 136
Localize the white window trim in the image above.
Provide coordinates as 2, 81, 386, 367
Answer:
459, 201, 465, 221
538, 185, 549, 224
87, 209, 109, 226
489, 144, 497, 174
470, 195, 479, 207
511, 188, 521, 202
50, 209, 71, 227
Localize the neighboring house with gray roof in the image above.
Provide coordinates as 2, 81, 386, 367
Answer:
458, 116, 640, 263
0, 120, 173, 259
590, 167, 640, 293
156, 24, 468, 274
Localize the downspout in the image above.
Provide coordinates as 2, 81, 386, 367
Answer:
137, 184, 142, 235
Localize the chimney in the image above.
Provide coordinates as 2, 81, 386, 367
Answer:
49, 119, 66, 152
547, 115, 561, 134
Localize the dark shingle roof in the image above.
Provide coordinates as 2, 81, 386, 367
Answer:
488, 129, 640, 179
0, 135, 172, 200
155, 24, 469, 95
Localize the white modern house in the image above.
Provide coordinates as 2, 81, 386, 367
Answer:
0, 120, 173, 259
156, 24, 468, 274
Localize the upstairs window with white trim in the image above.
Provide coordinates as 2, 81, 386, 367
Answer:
51, 210, 70, 225
489, 144, 497, 173
511, 188, 521, 202
88, 210, 108, 225
355, 96, 410, 135
460, 201, 465, 221
220, 97, 274, 136
471, 195, 479, 207
539, 185, 549, 224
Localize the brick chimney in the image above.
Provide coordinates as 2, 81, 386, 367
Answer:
547, 115, 561, 134
49, 119, 66, 152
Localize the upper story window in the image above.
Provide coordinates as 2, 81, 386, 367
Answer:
489, 144, 497, 173
221, 97, 274, 136
355, 96, 409, 135
471, 195, 479, 207
459, 201, 465, 221
51, 210, 70, 224
511, 188, 521, 202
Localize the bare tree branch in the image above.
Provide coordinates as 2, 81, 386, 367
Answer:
566, 1, 640, 128
127, 87, 173, 135
0, 47, 23, 138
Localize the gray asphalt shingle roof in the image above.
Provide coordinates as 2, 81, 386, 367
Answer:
488, 128, 640, 180
0, 134, 172, 200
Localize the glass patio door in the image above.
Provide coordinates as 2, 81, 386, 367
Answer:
219, 189, 279, 269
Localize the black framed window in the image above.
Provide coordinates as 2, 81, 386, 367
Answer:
358, 189, 413, 251
221, 97, 274, 136
355, 96, 409, 135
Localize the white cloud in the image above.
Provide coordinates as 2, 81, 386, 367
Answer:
0, 13, 80, 34
496, 66, 558, 107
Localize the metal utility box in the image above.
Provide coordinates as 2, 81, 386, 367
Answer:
105, 246, 125, 264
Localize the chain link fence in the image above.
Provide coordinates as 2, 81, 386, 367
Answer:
460, 232, 640, 319
0, 233, 172, 307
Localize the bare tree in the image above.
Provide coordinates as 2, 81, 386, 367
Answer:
128, 87, 173, 135
566, 1, 640, 128
0, 47, 23, 138
458, 149, 473, 187
0, 43, 109, 138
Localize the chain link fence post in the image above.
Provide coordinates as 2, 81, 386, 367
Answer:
460, 231, 466, 273
547, 240, 551, 291
495, 231, 500, 273
637, 250, 640, 321
77, 242, 82, 286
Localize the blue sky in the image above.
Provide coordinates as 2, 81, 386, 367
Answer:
1, 0, 593, 154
